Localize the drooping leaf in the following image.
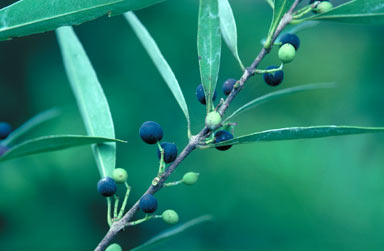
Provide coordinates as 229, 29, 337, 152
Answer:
131, 215, 213, 251
218, 0, 244, 69
211, 126, 384, 147
56, 26, 116, 178
124, 12, 190, 131
198, 0, 222, 113
0, 0, 164, 41
267, 0, 296, 40
0, 135, 125, 162
1, 108, 60, 146
307, 0, 384, 24
225, 82, 335, 121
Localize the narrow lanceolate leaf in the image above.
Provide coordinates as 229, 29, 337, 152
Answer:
218, 0, 244, 69
307, 0, 384, 24
1, 108, 60, 146
124, 12, 190, 130
266, 0, 274, 10
225, 82, 335, 121
0, 135, 124, 162
267, 0, 295, 40
131, 215, 213, 251
0, 0, 164, 41
211, 126, 384, 147
56, 26, 116, 178
198, 0, 222, 113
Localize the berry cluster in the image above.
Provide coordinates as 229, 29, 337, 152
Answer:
140, 121, 178, 164
195, 80, 236, 151
263, 33, 300, 87
196, 79, 237, 106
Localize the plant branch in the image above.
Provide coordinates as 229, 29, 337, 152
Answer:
94, 1, 299, 250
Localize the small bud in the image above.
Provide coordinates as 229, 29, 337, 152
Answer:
205, 111, 222, 130
162, 209, 179, 224
106, 243, 122, 251
112, 168, 128, 184
315, 1, 333, 13
183, 172, 199, 185
278, 43, 296, 64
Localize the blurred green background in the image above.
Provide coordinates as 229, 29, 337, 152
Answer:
1, 0, 384, 250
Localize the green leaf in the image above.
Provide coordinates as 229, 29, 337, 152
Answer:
198, 0, 222, 113
218, 0, 244, 69
0, 0, 164, 41
266, 0, 274, 9
0, 135, 125, 162
1, 108, 60, 146
124, 12, 190, 131
56, 26, 116, 178
211, 126, 384, 147
307, 0, 384, 24
225, 82, 335, 121
268, 0, 295, 40
131, 215, 213, 251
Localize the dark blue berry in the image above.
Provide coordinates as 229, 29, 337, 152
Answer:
214, 130, 234, 151
0, 145, 8, 156
157, 142, 178, 163
263, 66, 284, 86
222, 79, 237, 96
0, 122, 12, 139
97, 177, 117, 197
196, 84, 217, 105
139, 194, 158, 213
139, 121, 163, 144
279, 33, 300, 50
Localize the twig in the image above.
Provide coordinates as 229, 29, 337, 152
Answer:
94, 1, 300, 250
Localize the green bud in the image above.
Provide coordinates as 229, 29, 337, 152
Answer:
205, 111, 222, 130
106, 243, 122, 251
315, 1, 333, 13
112, 168, 128, 184
162, 209, 179, 224
183, 172, 199, 185
278, 43, 296, 64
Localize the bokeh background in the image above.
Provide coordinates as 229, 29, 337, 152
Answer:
1, 0, 384, 250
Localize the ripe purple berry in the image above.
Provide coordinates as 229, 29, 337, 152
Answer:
157, 142, 178, 163
139, 121, 163, 144
222, 78, 237, 96
196, 84, 217, 105
97, 177, 117, 197
279, 33, 300, 51
139, 194, 158, 213
214, 130, 234, 151
263, 66, 284, 86
0, 122, 12, 139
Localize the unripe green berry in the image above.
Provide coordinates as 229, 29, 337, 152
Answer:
315, 1, 333, 13
162, 209, 179, 224
183, 172, 199, 185
112, 168, 128, 184
205, 111, 222, 130
106, 243, 122, 251
278, 43, 296, 64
